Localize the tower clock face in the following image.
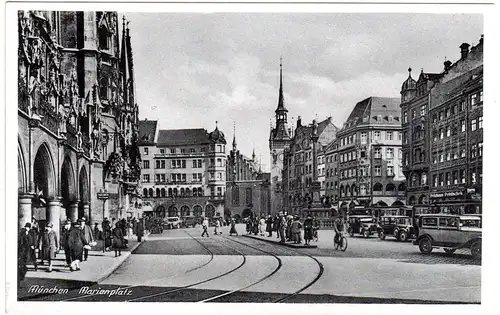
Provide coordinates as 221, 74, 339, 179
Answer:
302, 139, 310, 149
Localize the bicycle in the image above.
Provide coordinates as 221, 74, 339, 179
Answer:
334, 231, 348, 251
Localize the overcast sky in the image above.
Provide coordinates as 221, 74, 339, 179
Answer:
124, 13, 483, 171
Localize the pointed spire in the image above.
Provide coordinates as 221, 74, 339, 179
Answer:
252, 144, 256, 161
276, 57, 287, 113
232, 122, 237, 150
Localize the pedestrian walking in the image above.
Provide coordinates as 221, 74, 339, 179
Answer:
303, 215, 313, 246
137, 218, 144, 242
245, 218, 252, 234
265, 215, 273, 237
214, 219, 222, 235
252, 217, 259, 235
39, 223, 58, 272
229, 218, 238, 236
278, 215, 286, 243
291, 216, 303, 244
201, 217, 209, 237
80, 217, 94, 261
112, 221, 125, 257
286, 216, 293, 241
94, 222, 101, 240
259, 216, 266, 236
272, 215, 279, 239
61, 220, 72, 267
67, 221, 87, 271
102, 217, 112, 251
18, 223, 35, 279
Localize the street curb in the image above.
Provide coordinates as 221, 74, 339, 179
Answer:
95, 232, 151, 283
243, 235, 318, 249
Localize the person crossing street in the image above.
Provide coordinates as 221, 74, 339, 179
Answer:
39, 223, 58, 272
201, 217, 209, 237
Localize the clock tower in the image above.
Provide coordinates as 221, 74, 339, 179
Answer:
269, 59, 291, 214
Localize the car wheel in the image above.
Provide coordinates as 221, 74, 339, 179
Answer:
378, 231, 386, 240
363, 229, 370, 238
348, 228, 354, 237
471, 241, 481, 259
399, 231, 408, 242
418, 237, 433, 254
444, 248, 456, 255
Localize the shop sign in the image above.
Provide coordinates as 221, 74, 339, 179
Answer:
430, 191, 465, 198
97, 191, 110, 200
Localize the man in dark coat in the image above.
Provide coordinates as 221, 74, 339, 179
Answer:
265, 215, 273, 237
61, 220, 72, 267
39, 223, 58, 272
136, 218, 144, 242
112, 221, 125, 257
80, 217, 94, 261
102, 217, 112, 251
68, 221, 87, 271
303, 215, 314, 246
18, 223, 32, 281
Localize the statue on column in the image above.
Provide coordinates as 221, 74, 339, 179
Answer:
91, 117, 101, 158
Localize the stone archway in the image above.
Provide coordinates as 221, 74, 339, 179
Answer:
205, 204, 215, 218
33, 143, 58, 234
181, 205, 190, 217
61, 157, 77, 220
193, 205, 203, 217
78, 166, 89, 221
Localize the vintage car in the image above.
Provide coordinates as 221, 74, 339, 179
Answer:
377, 215, 411, 241
413, 214, 482, 259
347, 215, 378, 238
164, 216, 182, 229
150, 218, 164, 234
392, 216, 418, 242
182, 216, 202, 228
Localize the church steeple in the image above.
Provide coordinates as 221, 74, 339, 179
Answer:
271, 57, 290, 141
232, 122, 237, 151
252, 144, 256, 161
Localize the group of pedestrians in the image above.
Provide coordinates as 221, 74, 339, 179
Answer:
201, 217, 226, 237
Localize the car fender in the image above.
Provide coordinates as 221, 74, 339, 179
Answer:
463, 237, 482, 248
414, 234, 433, 244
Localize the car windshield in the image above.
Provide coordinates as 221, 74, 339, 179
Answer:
397, 218, 411, 225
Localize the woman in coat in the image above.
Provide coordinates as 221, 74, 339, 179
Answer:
67, 221, 87, 271
112, 221, 125, 257
229, 218, 238, 236
102, 218, 112, 251
259, 217, 266, 236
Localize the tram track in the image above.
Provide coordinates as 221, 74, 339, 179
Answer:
61, 230, 215, 302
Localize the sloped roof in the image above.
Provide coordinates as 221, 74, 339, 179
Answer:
345, 97, 400, 127
157, 129, 210, 146
137, 120, 158, 145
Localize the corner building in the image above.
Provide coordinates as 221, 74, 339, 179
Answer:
337, 97, 406, 213
18, 11, 141, 240
138, 121, 227, 219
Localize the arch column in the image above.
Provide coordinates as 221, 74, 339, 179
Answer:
18, 194, 34, 230
67, 201, 79, 223
46, 198, 62, 240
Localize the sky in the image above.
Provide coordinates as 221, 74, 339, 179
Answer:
124, 12, 483, 172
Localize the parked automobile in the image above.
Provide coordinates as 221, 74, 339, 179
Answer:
392, 216, 418, 242
164, 216, 181, 229
377, 215, 404, 240
182, 216, 202, 228
151, 218, 164, 234
347, 215, 377, 238
413, 214, 481, 259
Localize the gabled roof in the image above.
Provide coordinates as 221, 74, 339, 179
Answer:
137, 120, 158, 145
157, 129, 210, 147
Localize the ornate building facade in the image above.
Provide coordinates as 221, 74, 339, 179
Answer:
18, 11, 141, 239
137, 121, 227, 219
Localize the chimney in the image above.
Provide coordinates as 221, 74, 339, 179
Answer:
479, 34, 484, 46
460, 43, 470, 60
297, 116, 302, 127
444, 60, 452, 72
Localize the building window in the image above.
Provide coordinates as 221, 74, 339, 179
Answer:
439, 173, 444, 186
160, 148, 165, 154
460, 170, 466, 184
374, 148, 381, 159
420, 105, 425, 117
478, 142, 483, 157
446, 150, 451, 161
387, 166, 394, 176
386, 148, 394, 159
232, 186, 240, 205
143, 174, 150, 183
446, 127, 451, 137
217, 158, 222, 167
180, 148, 186, 153
386, 131, 393, 141
471, 144, 477, 159
471, 171, 477, 184
360, 132, 367, 144
245, 188, 252, 205
170, 148, 175, 154
453, 149, 458, 160
144, 148, 149, 155
403, 132, 408, 145
461, 148, 466, 158
143, 160, 150, 169
433, 175, 437, 187
374, 131, 380, 140
432, 153, 437, 164
478, 116, 483, 129
156, 160, 160, 169
471, 119, 477, 131
453, 171, 458, 184
374, 166, 381, 176
439, 129, 444, 139
403, 111, 408, 123
471, 93, 477, 106
446, 172, 450, 186
190, 148, 195, 153
461, 120, 466, 132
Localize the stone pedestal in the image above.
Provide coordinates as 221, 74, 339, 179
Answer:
67, 202, 79, 223
46, 198, 61, 240
18, 194, 33, 231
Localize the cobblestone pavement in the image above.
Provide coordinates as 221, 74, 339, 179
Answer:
19, 224, 481, 303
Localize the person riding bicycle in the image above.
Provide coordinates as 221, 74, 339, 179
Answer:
333, 216, 344, 245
